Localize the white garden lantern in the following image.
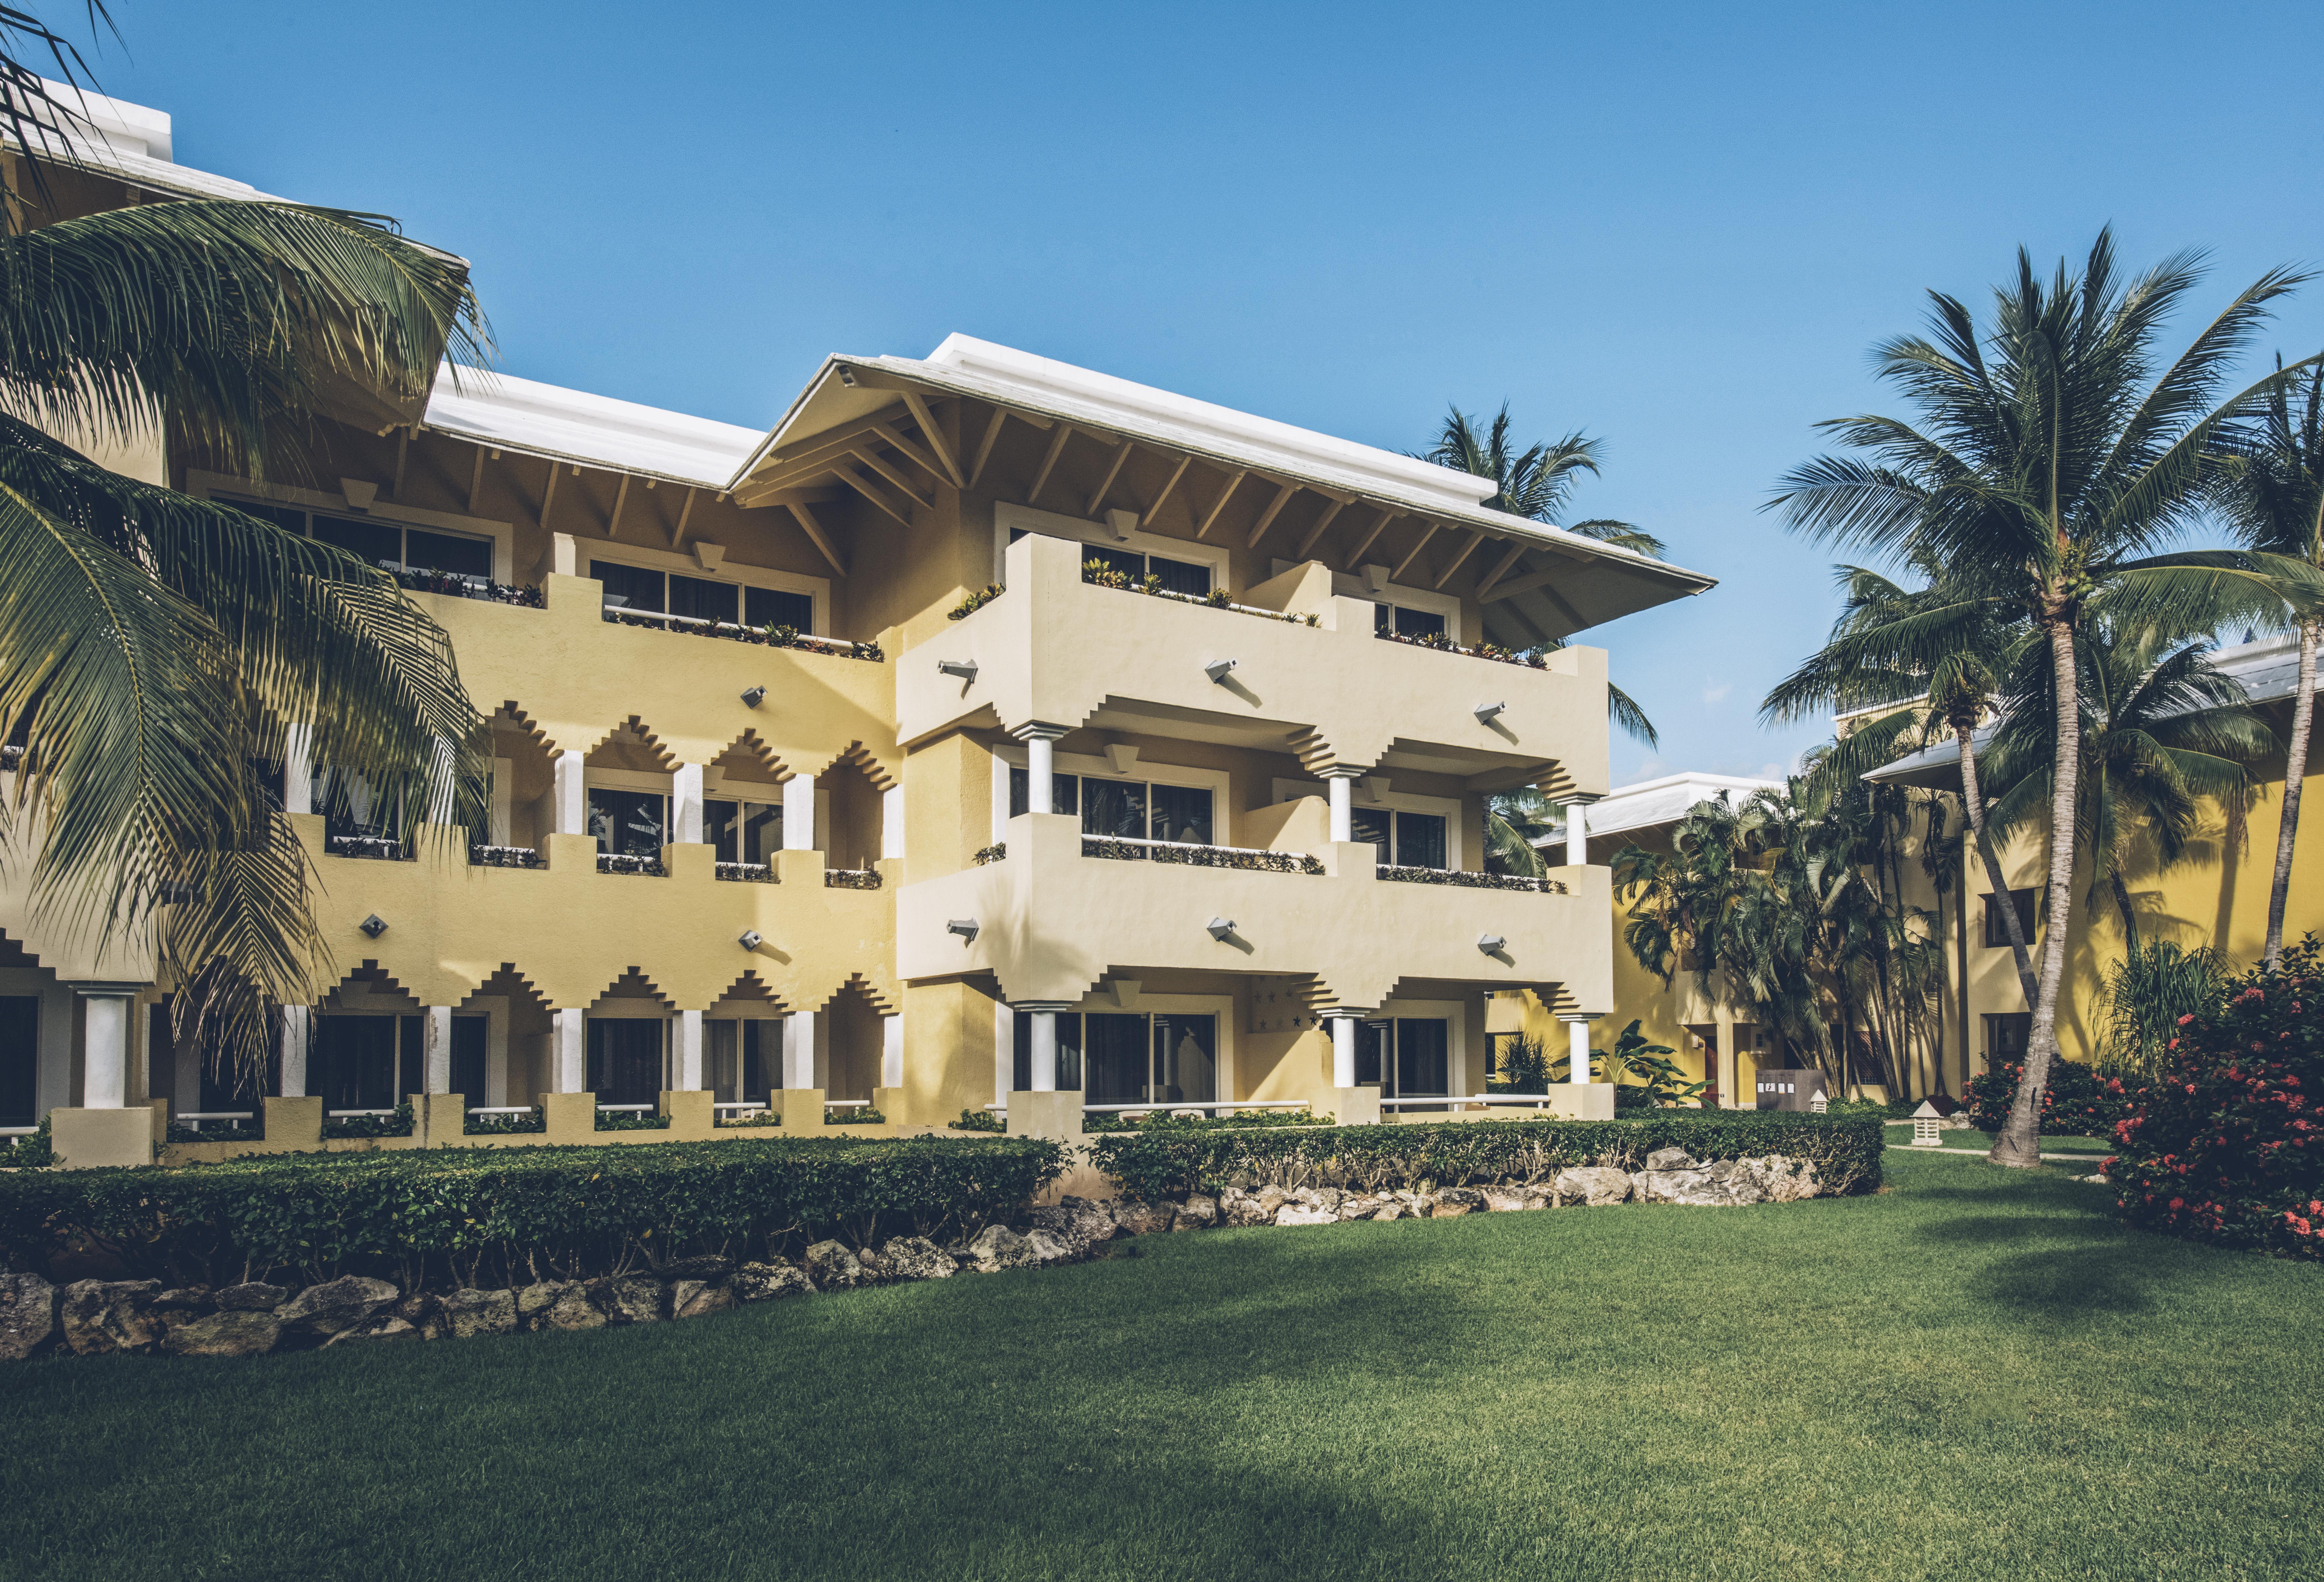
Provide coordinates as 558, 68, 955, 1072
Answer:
1809, 1092, 1827, 1115
1911, 1100, 1944, 1147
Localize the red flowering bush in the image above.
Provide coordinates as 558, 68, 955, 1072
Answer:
2111, 935, 2324, 1260
1963, 1056, 2134, 1135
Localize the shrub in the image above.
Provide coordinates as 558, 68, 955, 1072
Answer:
947, 584, 1002, 620
717, 1108, 781, 1128
595, 1109, 672, 1131
947, 1108, 1003, 1133
465, 1108, 545, 1135
1089, 1112, 1883, 1201
323, 1100, 414, 1140
1084, 1108, 1334, 1133
0, 1134, 1068, 1290
1, 1116, 53, 1169
2110, 935, 2324, 1260
1964, 1059, 2134, 1135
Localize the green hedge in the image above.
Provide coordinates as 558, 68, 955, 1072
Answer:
1089, 1112, 1885, 1201
0, 1135, 1066, 1291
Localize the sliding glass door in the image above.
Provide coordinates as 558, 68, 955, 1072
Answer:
1354, 1017, 1450, 1098
1078, 1012, 1217, 1105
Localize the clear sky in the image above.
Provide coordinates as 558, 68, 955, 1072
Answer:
74, 0, 2324, 785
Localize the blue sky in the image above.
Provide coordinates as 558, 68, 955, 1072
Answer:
80, 0, 2324, 784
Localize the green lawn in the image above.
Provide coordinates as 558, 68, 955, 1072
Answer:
4, 1152, 2318, 1582
1884, 1122, 2112, 1154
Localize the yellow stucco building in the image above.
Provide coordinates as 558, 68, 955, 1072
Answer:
1, 85, 1718, 1164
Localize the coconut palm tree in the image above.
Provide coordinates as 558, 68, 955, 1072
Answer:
1769, 228, 2315, 1168
1419, 403, 1662, 745
2211, 355, 2324, 972
0, 28, 492, 1073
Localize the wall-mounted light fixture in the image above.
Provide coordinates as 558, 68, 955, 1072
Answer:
1206, 917, 1236, 942
1474, 702, 1507, 724
838, 365, 858, 387
741, 686, 766, 708
947, 918, 980, 941
937, 658, 979, 682
360, 913, 388, 938
1477, 933, 1507, 954
738, 929, 763, 951
1204, 659, 1237, 684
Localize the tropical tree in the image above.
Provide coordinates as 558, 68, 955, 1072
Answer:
1482, 786, 1557, 878
1769, 228, 2316, 1168
2211, 355, 2324, 971
0, 16, 491, 1074
1420, 403, 1662, 745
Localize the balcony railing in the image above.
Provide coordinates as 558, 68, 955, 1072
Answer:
596, 852, 665, 876
824, 868, 883, 890
1373, 628, 1551, 669
715, 861, 777, 883
327, 834, 408, 861
1377, 864, 1567, 894
1082, 835, 1325, 875
601, 605, 884, 662
470, 844, 546, 869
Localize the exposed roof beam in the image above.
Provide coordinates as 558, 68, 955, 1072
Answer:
969, 407, 1009, 489
784, 497, 849, 577
1432, 528, 1488, 590
607, 473, 631, 540
898, 390, 964, 486
1243, 482, 1299, 550
1026, 423, 1074, 505
1293, 499, 1346, 559
1340, 507, 1396, 570
1537, 579, 1587, 630
1474, 540, 1528, 599
750, 409, 909, 475
866, 421, 953, 490
1391, 520, 1442, 583
466, 444, 486, 514
832, 463, 914, 530
1145, 454, 1192, 523
538, 457, 561, 532
670, 486, 698, 548
1479, 566, 1563, 605
849, 443, 934, 510
1086, 438, 1134, 517
1495, 597, 1551, 647
1194, 469, 1248, 540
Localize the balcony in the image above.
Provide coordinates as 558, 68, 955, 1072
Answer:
898, 812, 1612, 1014
898, 532, 1609, 791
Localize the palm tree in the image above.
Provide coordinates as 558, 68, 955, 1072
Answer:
1483, 787, 1557, 878
1419, 403, 1662, 745
0, 30, 492, 1073
2211, 356, 2324, 972
1770, 228, 2314, 1168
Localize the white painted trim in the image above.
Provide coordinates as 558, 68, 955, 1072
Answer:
191, 471, 516, 587
1320, 565, 1460, 637
1271, 776, 1463, 869
582, 542, 830, 635
584, 768, 674, 795
992, 499, 1230, 591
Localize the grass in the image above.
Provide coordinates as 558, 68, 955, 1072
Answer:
4, 1152, 2319, 1582
1884, 1122, 2113, 1155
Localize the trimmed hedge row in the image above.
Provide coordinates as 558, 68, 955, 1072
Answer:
0, 1135, 1066, 1292
1089, 1112, 1884, 1201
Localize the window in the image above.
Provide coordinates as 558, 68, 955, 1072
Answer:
1009, 768, 1215, 846
704, 798, 782, 865
1352, 808, 1447, 869
229, 498, 494, 579
448, 1016, 487, 1102
1983, 889, 2036, 948
1373, 602, 1446, 639
587, 1018, 665, 1105
1355, 1017, 1450, 1097
1079, 541, 1212, 597
1078, 1012, 1216, 1105
707, 1019, 779, 1103
1984, 1012, 2032, 1065
588, 788, 667, 857
312, 1015, 422, 1110
593, 560, 816, 633
1012, 1012, 1085, 1092
314, 768, 399, 843
0, 996, 36, 1126
148, 1000, 277, 1111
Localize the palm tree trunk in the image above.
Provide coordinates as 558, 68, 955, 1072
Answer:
2109, 870, 2140, 953
1950, 849, 1968, 1097
1956, 723, 2038, 1006
2263, 616, 2318, 973
1991, 614, 2082, 1169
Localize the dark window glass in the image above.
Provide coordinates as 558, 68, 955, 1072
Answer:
705, 799, 740, 862
1010, 1011, 1083, 1092
1149, 783, 1213, 845
403, 528, 492, 578
1395, 1019, 1449, 1097
317, 768, 395, 840
1985, 1013, 2033, 1062
1084, 1014, 1149, 1103
592, 560, 664, 612
314, 1015, 399, 1111
230, 499, 307, 534
1152, 1014, 1216, 1104
1008, 766, 1078, 819
744, 585, 815, 631
1393, 606, 1447, 639
1983, 889, 2037, 948
1355, 1021, 1387, 1087
1395, 811, 1447, 870
588, 788, 666, 856
587, 1018, 664, 1105
670, 574, 739, 626
1081, 778, 1147, 841
311, 513, 402, 568
1148, 556, 1210, 597
1373, 602, 1392, 635
743, 803, 781, 864
450, 1016, 488, 1102
0, 996, 36, 1126
1351, 808, 1392, 863
742, 1020, 771, 1103
1087, 546, 1143, 582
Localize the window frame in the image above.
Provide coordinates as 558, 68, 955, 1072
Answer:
1982, 889, 2037, 949
993, 747, 1231, 846
1270, 777, 1465, 870
992, 500, 1230, 594
192, 472, 514, 585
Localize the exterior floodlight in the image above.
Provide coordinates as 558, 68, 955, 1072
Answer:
1206, 917, 1236, 941
1474, 702, 1507, 724
947, 917, 981, 940
360, 913, 388, 938
937, 658, 979, 682
1204, 659, 1237, 684
1477, 932, 1507, 954
838, 365, 858, 387
741, 685, 766, 708
738, 929, 763, 951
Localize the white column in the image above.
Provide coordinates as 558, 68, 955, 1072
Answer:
783, 1012, 816, 1088
676, 1008, 704, 1089
1327, 772, 1356, 843
1013, 724, 1066, 815
425, 738, 456, 826
881, 785, 905, 861
1029, 1010, 1057, 1093
881, 1012, 903, 1088
782, 772, 816, 851
552, 1008, 585, 1092
1563, 1015, 1595, 1085
280, 1005, 310, 1097
69, 984, 138, 1108
673, 763, 704, 845
283, 723, 314, 814
553, 750, 586, 836
1559, 795, 1597, 868
1332, 1016, 1359, 1087
423, 1005, 452, 1093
